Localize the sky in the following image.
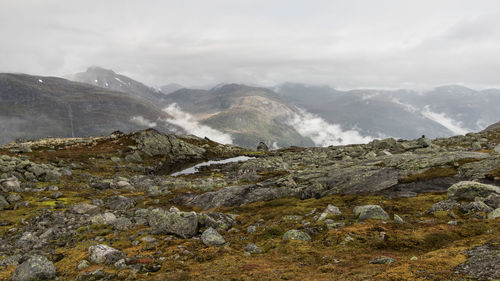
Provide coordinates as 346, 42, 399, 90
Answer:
1, 0, 500, 89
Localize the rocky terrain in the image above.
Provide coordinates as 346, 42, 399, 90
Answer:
0, 127, 499, 280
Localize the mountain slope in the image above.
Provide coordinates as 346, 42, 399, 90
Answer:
164, 84, 315, 147
70, 66, 168, 105
0, 73, 180, 144
275, 83, 500, 139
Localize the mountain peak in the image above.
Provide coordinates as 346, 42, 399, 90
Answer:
85, 66, 116, 76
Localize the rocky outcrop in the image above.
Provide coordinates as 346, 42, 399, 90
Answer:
148, 208, 198, 238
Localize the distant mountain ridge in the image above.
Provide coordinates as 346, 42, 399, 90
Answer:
0, 73, 181, 144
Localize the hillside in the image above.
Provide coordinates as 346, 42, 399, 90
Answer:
164, 84, 315, 148
0, 73, 180, 144
0, 128, 498, 280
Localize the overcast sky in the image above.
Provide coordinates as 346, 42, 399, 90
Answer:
1, 0, 500, 89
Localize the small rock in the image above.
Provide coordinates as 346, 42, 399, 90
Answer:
494, 144, 500, 154
244, 243, 262, 254
12, 255, 56, 281
125, 151, 142, 163
49, 191, 62, 199
77, 260, 90, 270
369, 256, 396, 264
106, 195, 136, 210
88, 244, 125, 264
0, 195, 9, 210
282, 229, 311, 242
112, 217, 133, 231
488, 208, 500, 219
69, 203, 99, 214
256, 142, 269, 151
201, 227, 226, 246
410, 256, 418, 261
91, 212, 117, 225
247, 225, 257, 234
353, 205, 390, 220
393, 214, 404, 224
317, 204, 342, 221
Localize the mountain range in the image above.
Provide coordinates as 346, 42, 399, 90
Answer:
1, 66, 499, 147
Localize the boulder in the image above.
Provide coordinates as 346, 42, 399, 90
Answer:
354, 205, 390, 220
88, 244, 125, 264
68, 203, 99, 215
201, 227, 226, 246
0, 177, 22, 192
257, 142, 269, 151
488, 208, 500, 219
148, 208, 198, 238
91, 213, 117, 225
106, 195, 136, 210
369, 256, 396, 264
494, 144, 500, 154
282, 229, 311, 242
12, 255, 56, 281
447, 181, 500, 201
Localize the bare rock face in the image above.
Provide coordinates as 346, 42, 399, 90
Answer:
455, 244, 500, 280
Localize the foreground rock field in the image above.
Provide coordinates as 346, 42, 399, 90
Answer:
0, 128, 499, 280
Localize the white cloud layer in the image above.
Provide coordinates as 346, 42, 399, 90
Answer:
130, 116, 157, 128
163, 103, 233, 144
1, 0, 500, 89
288, 108, 373, 146
421, 105, 470, 135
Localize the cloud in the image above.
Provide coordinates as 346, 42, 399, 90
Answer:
1, 1, 500, 89
288, 108, 373, 146
130, 116, 157, 127
421, 105, 470, 135
163, 103, 233, 144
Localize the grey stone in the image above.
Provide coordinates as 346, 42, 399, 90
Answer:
0, 195, 9, 210
244, 243, 262, 254
201, 227, 226, 246
317, 204, 342, 221
69, 203, 99, 214
447, 181, 500, 201
88, 244, 125, 264
112, 217, 133, 231
125, 151, 142, 163
247, 225, 257, 234
91, 213, 117, 225
257, 142, 269, 151
488, 208, 500, 219
282, 229, 311, 242
12, 255, 56, 281
106, 195, 136, 210
369, 256, 396, 264
354, 205, 390, 220
393, 214, 404, 224
148, 208, 198, 238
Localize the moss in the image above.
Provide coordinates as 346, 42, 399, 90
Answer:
260, 225, 284, 240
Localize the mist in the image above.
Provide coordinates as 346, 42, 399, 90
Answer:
288, 108, 373, 146
163, 104, 233, 144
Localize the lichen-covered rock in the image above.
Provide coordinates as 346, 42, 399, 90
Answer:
106, 195, 136, 210
354, 205, 390, 220
244, 243, 262, 254
197, 212, 236, 231
12, 255, 56, 281
426, 199, 460, 214
257, 142, 269, 151
369, 256, 396, 264
488, 208, 500, 219
282, 229, 311, 242
201, 227, 226, 246
90, 212, 117, 225
0, 195, 9, 210
393, 214, 404, 224
317, 204, 342, 221
68, 203, 99, 214
148, 208, 198, 238
88, 244, 125, 264
447, 181, 500, 201
0, 177, 22, 192
455, 244, 499, 280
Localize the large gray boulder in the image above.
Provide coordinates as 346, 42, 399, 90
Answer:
447, 181, 500, 201
354, 205, 390, 220
88, 244, 125, 264
12, 255, 56, 281
282, 229, 311, 242
201, 227, 226, 246
148, 208, 198, 238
